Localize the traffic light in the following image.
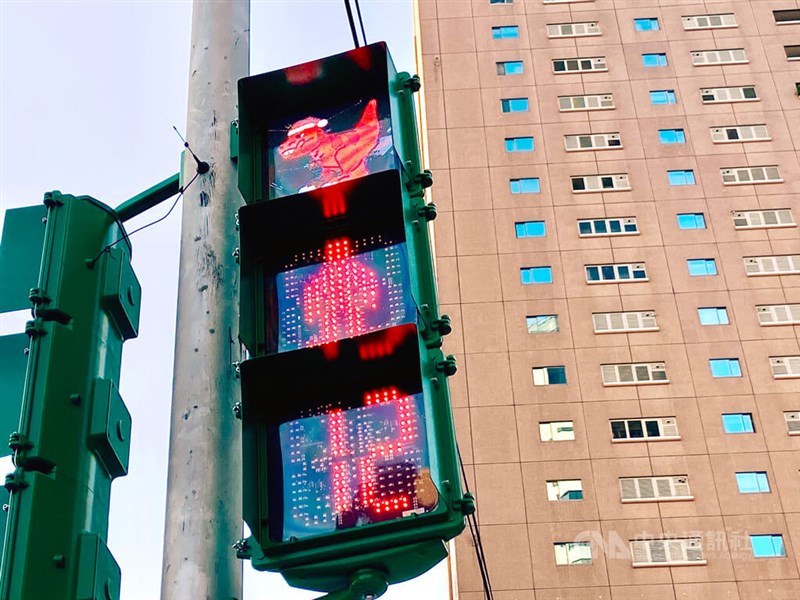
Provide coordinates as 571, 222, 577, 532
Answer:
0, 192, 139, 600
236, 42, 470, 594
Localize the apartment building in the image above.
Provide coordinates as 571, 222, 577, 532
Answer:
415, 1, 800, 598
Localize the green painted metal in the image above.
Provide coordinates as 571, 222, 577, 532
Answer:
0, 192, 139, 600
0, 205, 47, 313
0, 334, 29, 456
235, 42, 467, 595
113, 173, 180, 223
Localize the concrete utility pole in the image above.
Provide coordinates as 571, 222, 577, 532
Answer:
161, 2, 249, 599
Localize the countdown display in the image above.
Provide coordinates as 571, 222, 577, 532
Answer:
278, 387, 438, 541
267, 98, 397, 199
276, 238, 415, 352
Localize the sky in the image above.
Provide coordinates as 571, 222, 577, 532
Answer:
0, 1, 449, 598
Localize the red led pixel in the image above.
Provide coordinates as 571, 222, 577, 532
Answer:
302, 238, 381, 345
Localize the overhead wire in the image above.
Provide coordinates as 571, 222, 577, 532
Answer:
458, 445, 494, 600
343, 0, 360, 48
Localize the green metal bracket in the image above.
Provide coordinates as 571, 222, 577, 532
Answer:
313, 569, 389, 600
230, 120, 239, 162
113, 173, 180, 223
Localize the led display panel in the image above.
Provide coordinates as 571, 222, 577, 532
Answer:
266, 98, 398, 199
276, 238, 415, 352
278, 386, 438, 542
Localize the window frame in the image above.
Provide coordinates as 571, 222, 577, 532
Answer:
631, 538, 706, 567
504, 136, 535, 152
691, 48, 748, 66
709, 358, 742, 378
593, 310, 658, 334
619, 475, 693, 503
774, 9, 800, 25
577, 217, 639, 237
552, 56, 608, 74
491, 25, 520, 39
677, 213, 706, 230
750, 535, 786, 558
722, 413, 755, 434
785, 45, 800, 61
687, 258, 717, 277
546, 479, 584, 501
698, 307, 729, 326
585, 262, 648, 283
515, 220, 546, 238
509, 177, 541, 194
634, 18, 660, 32
744, 255, 800, 276
554, 541, 592, 565
770, 356, 800, 379
736, 472, 770, 494
732, 209, 795, 230
602, 362, 669, 386
682, 14, 737, 31
496, 60, 525, 76
659, 129, 686, 144
701, 85, 757, 104
650, 90, 677, 105
539, 420, 575, 441
526, 314, 559, 334
501, 97, 530, 113
610, 417, 680, 442
710, 124, 771, 143
558, 93, 614, 112
667, 169, 696, 186
532, 365, 567, 386
757, 304, 800, 327
546, 21, 600, 38
564, 132, 622, 151
571, 173, 631, 193
642, 53, 668, 67
784, 411, 800, 436
520, 265, 553, 284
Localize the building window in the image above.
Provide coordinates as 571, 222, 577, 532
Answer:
558, 93, 614, 112
571, 173, 630, 192
501, 97, 529, 113
722, 165, 782, 184
631, 539, 705, 567
774, 9, 800, 24
497, 60, 524, 75
750, 535, 785, 558
701, 85, 757, 103
552, 56, 607, 73
578, 217, 638, 237
564, 132, 622, 151
490, 0, 513, 4
554, 542, 592, 565
539, 420, 574, 441
594, 311, 657, 333
602, 362, 668, 385
785, 45, 800, 60
634, 18, 659, 31
492, 25, 519, 39
677, 213, 706, 229
733, 209, 795, 229
736, 472, 770, 494
785, 412, 800, 435
515, 221, 546, 238
698, 307, 729, 325
691, 48, 747, 66
611, 417, 679, 441
687, 258, 717, 276
744, 255, 800, 276
711, 124, 770, 143
526, 314, 559, 334
757, 304, 800, 326
722, 413, 754, 433
505, 136, 534, 152
521, 266, 552, 284
668, 170, 696, 186
533, 366, 567, 386
642, 53, 668, 67
770, 356, 800, 379
650, 90, 677, 104
509, 177, 540, 194
620, 476, 692, 502
586, 263, 647, 283
546, 22, 600, 38
546, 479, 583, 501
682, 14, 737, 30
710, 358, 741, 378
659, 129, 686, 144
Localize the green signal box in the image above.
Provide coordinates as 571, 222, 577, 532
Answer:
235, 43, 470, 596
0, 192, 139, 600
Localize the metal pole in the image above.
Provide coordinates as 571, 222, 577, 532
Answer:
161, 2, 249, 599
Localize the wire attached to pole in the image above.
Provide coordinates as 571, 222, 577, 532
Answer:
457, 445, 494, 600
343, 0, 360, 48
354, 0, 368, 45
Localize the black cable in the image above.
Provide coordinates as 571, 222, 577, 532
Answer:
343, 0, 360, 48
87, 172, 199, 267
457, 445, 494, 600
354, 0, 368, 45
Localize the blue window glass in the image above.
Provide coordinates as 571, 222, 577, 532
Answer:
710, 358, 742, 378
585, 266, 600, 281
677, 213, 706, 229
546, 366, 567, 384
502, 97, 529, 113
497, 61, 524, 75
515, 221, 546, 238
687, 258, 717, 276
650, 90, 677, 105
490, 0, 513, 4
526, 314, 559, 334
492, 25, 519, 39
698, 307, 729, 325
578, 222, 593, 235
505, 136, 534, 152
722, 413, 755, 433
634, 18, 660, 31
668, 170, 696, 186
736, 472, 770, 494
521, 266, 552, 284
659, 129, 686, 144
750, 535, 785, 558
509, 178, 540, 194
642, 53, 668, 67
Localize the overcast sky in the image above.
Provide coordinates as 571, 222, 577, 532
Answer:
0, 1, 449, 598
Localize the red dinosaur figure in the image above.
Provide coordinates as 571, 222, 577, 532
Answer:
277, 99, 381, 191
